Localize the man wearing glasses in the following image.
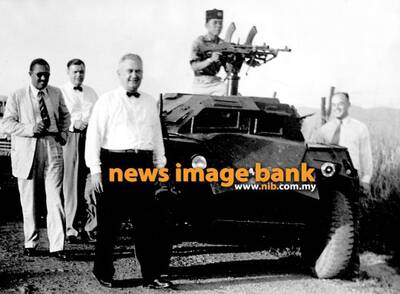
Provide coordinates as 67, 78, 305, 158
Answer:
1, 58, 70, 259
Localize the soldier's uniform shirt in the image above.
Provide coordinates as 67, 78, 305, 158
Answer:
190, 35, 227, 95
85, 87, 166, 174
190, 34, 225, 76
312, 116, 373, 184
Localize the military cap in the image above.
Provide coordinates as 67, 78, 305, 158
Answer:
206, 9, 223, 23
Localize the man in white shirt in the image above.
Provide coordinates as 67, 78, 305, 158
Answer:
61, 59, 98, 243
312, 92, 373, 192
1, 58, 70, 259
85, 53, 172, 289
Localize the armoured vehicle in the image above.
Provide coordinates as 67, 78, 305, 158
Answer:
159, 25, 360, 279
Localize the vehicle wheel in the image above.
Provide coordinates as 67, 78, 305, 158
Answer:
302, 190, 355, 279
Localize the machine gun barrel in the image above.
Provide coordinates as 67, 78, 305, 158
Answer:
201, 43, 291, 57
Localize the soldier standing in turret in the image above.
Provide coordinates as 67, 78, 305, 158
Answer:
190, 9, 227, 95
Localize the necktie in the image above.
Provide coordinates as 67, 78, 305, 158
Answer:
126, 92, 140, 98
38, 91, 50, 128
73, 86, 83, 92
331, 120, 342, 145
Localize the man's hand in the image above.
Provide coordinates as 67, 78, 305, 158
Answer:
74, 120, 88, 131
33, 120, 46, 135
360, 181, 371, 195
92, 172, 103, 194
209, 52, 221, 63
55, 132, 67, 146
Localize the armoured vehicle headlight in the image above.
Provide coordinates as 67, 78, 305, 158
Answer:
191, 155, 207, 169
321, 162, 336, 177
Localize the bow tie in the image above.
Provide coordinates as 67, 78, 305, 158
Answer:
126, 92, 140, 98
73, 86, 83, 92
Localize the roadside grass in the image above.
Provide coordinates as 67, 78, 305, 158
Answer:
359, 121, 400, 262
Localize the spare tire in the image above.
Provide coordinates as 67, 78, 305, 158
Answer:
303, 190, 355, 279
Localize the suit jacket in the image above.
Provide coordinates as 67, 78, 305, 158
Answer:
1, 85, 71, 179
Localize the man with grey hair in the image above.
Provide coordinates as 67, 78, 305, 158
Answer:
312, 92, 373, 192
85, 53, 172, 289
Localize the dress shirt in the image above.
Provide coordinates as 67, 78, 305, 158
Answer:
29, 84, 58, 133
312, 116, 373, 184
190, 34, 226, 76
85, 87, 166, 174
60, 82, 98, 131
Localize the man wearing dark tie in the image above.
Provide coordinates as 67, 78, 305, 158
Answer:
61, 59, 98, 243
0, 58, 70, 259
85, 53, 172, 289
311, 92, 373, 192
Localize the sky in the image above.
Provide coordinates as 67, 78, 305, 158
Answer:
0, 0, 399, 109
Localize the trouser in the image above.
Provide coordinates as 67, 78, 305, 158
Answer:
93, 149, 172, 281
17, 136, 65, 252
192, 75, 227, 96
63, 131, 96, 237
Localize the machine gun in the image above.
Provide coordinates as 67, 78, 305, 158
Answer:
201, 42, 291, 64
199, 24, 291, 95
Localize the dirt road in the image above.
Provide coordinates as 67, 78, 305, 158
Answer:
1, 222, 399, 294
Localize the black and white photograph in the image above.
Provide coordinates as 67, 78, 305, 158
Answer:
0, 0, 399, 293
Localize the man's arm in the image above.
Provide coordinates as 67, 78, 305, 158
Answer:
189, 38, 220, 72
58, 90, 71, 132
85, 96, 107, 193
190, 53, 221, 72
85, 96, 106, 175
53, 90, 71, 145
359, 126, 373, 185
1, 92, 35, 137
152, 106, 167, 168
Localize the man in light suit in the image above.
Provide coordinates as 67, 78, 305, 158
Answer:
1, 58, 70, 259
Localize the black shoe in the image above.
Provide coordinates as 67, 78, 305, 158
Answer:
23, 248, 38, 257
92, 272, 113, 288
144, 278, 173, 289
49, 250, 68, 260
66, 235, 80, 244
